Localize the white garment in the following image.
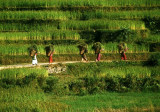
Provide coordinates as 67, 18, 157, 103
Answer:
32, 55, 38, 65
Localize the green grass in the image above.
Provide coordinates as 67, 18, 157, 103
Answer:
0, 67, 48, 79
57, 92, 160, 111
146, 34, 160, 43
1, 86, 159, 112
0, 62, 159, 111
0, 86, 69, 112
0, 0, 159, 8
66, 62, 160, 77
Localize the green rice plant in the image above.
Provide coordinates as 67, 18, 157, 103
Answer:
0, 0, 159, 8
0, 22, 57, 32
82, 9, 160, 20
0, 20, 145, 31
146, 34, 160, 43
1, 10, 160, 21
66, 62, 159, 78
60, 20, 146, 30
101, 42, 149, 53
0, 31, 80, 40
0, 43, 150, 55
0, 68, 48, 79
0, 44, 79, 55
54, 45, 79, 54
0, 11, 75, 20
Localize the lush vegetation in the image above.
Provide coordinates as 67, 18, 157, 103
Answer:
0, 0, 160, 111
0, 0, 159, 8
0, 10, 160, 21
0, 62, 159, 111
0, 0, 159, 65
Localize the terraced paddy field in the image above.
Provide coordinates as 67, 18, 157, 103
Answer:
0, 0, 160, 111
0, 0, 160, 65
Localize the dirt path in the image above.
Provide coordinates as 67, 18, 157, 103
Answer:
0, 61, 97, 70
0, 60, 144, 70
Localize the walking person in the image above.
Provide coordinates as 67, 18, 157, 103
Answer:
49, 51, 53, 64
45, 44, 54, 64
28, 44, 39, 65
118, 42, 128, 60
92, 42, 103, 62
78, 42, 88, 62
32, 52, 38, 65
80, 47, 88, 62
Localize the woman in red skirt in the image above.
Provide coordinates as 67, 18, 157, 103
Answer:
49, 52, 53, 64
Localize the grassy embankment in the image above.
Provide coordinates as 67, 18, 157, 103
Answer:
0, 62, 160, 111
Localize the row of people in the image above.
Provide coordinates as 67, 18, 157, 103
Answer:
31, 42, 128, 65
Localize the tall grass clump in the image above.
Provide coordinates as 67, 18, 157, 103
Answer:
0, 68, 48, 79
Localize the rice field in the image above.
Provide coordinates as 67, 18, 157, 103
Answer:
0, 0, 159, 64
146, 34, 160, 43
0, 20, 146, 31
0, 31, 80, 40
0, 43, 150, 55
0, 1, 159, 111
59, 20, 146, 30
66, 62, 160, 78
0, 10, 159, 21
0, 0, 159, 8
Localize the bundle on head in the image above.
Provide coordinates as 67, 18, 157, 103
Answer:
45, 45, 54, 57
118, 42, 127, 53
28, 45, 38, 57
92, 42, 102, 54
77, 42, 88, 54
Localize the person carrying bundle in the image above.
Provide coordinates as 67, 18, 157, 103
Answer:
77, 42, 88, 62
92, 42, 103, 62
28, 45, 39, 65
118, 42, 128, 60
45, 45, 54, 64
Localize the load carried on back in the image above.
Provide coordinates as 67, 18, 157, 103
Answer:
77, 41, 88, 62
77, 41, 88, 54
118, 42, 127, 53
45, 44, 54, 57
92, 42, 103, 61
28, 44, 38, 57
117, 42, 128, 60
92, 42, 102, 54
